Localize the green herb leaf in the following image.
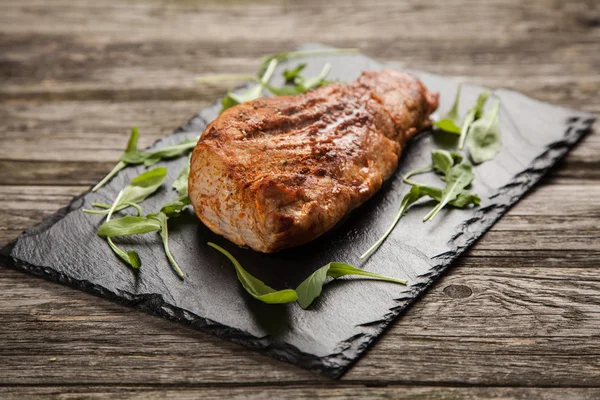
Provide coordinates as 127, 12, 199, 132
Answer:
85, 168, 167, 215
160, 195, 191, 218
296, 262, 407, 309
295, 63, 332, 92
207, 242, 298, 304
92, 127, 138, 192
172, 159, 191, 197
106, 238, 142, 269
98, 216, 162, 237
149, 212, 184, 279
129, 138, 198, 166
466, 100, 501, 164
459, 91, 490, 149
423, 162, 475, 221
221, 84, 265, 111
283, 63, 307, 83
118, 167, 167, 207
359, 185, 428, 260
402, 164, 434, 186
102, 191, 143, 269
257, 48, 358, 77
219, 59, 279, 112
92, 127, 198, 192
433, 85, 462, 134
431, 149, 455, 175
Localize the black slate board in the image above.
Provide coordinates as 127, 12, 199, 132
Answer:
1, 44, 595, 378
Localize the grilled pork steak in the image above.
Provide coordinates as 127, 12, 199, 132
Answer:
189, 69, 438, 253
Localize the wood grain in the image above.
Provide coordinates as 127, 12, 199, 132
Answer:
0, 0, 598, 398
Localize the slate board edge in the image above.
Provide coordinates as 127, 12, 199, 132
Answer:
0, 51, 596, 378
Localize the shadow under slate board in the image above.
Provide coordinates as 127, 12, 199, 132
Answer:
0, 44, 595, 378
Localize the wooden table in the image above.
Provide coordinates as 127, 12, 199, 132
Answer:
1, 1, 599, 398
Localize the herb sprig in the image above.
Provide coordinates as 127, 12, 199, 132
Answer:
434, 87, 500, 164
90, 161, 192, 278
360, 150, 480, 260
208, 243, 407, 308
92, 167, 167, 269
92, 127, 198, 192
433, 85, 462, 134
196, 48, 355, 112
466, 100, 501, 163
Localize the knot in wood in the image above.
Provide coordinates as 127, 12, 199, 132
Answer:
443, 284, 472, 299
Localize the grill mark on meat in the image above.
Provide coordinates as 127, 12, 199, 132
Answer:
190, 69, 438, 253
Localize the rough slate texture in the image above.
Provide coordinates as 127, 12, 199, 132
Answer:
0, 45, 595, 378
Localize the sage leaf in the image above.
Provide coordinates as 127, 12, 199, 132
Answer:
296, 262, 407, 309
433, 85, 461, 134
467, 100, 501, 164
423, 162, 475, 221
207, 242, 298, 304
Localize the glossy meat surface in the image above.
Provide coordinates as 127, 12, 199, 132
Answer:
189, 69, 438, 253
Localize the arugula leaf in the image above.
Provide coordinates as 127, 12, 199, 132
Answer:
466, 100, 501, 164
431, 149, 455, 175
361, 147, 480, 259
269, 63, 332, 96
257, 48, 358, 77
433, 85, 462, 134
136, 138, 198, 166
219, 59, 279, 112
97, 216, 162, 237
84, 167, 167, 215
459, 91, 490, 150
172, 158, 191, 197
296, 262, 407, 308
92, 127, 138, 192
423, 162, 475, 221
149, 212, 184, 279
92, 127, 198, 192
283, 63, 307, 83
160, 195, 191, 218
104, 191, 143, 269
359, 185, 427, 260
295, 63, 332, 92
119, 167, 167, 207
207, 242, 298, 304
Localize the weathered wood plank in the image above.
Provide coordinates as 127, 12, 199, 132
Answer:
0, 262, 599, 386
0, 101, 597, 163
0, 0, 597, 43
1, 385, 599, 400
1, 0, 599, 395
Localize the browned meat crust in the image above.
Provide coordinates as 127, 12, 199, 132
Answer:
189, 69, 438, 253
